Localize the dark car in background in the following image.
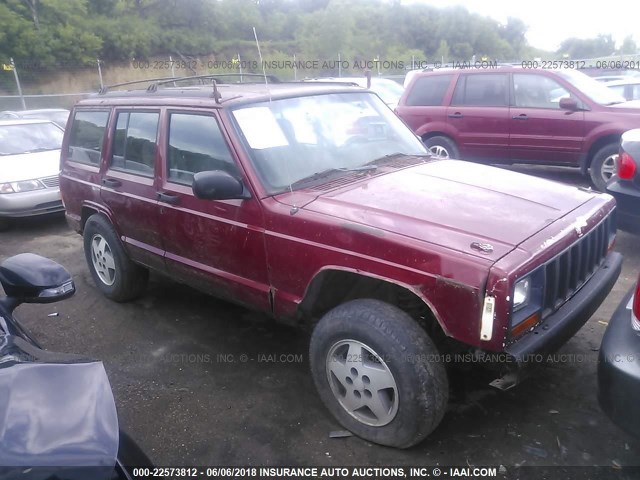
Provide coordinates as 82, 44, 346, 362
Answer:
607, 129, 640, 233
396, 67, 640, 191
598, 272, 640, 439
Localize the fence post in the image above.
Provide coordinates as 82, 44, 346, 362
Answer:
10, 58, 26, 110
97, 58, 104, 89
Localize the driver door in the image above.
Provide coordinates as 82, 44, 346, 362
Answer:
157, 109, 271, 312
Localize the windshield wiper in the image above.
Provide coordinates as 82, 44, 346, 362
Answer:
289, 165, 377, 189
365, 152, 431, 166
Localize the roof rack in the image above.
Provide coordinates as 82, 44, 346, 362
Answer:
99, 73, 280, 94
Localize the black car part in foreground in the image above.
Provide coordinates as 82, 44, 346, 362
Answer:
598, 272, 640, 438
0, 253, 154, 480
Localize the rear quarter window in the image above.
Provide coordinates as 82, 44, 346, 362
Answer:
67, 110, 109, 165
405, 75, 453, 106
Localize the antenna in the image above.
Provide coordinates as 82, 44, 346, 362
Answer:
253, 27, 271, 101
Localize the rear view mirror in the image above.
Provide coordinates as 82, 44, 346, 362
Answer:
0, 253, 75, 305
192, 170, 248, 200
559, 97, 579, 111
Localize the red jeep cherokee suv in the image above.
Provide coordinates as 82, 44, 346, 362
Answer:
59, 78, 621, 448
396, 67, 640, 191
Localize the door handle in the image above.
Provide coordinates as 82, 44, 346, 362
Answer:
157, 192, 180, 205
512, 114, 528, 120
102, 178, 122, 188
448, 112, 464, 119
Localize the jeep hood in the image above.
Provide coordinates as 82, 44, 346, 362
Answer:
275, 160, 598, 262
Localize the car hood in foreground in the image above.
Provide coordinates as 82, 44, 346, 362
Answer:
0, 149, 61, 183
0, 335, 118, 478
275, 159, 601, 262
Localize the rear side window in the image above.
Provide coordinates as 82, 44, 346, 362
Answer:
452, 73, 509, 107
167, 113, 238, 185
405, 75, 453, 106
67, 111, 109, 165
111, 111, 159, 176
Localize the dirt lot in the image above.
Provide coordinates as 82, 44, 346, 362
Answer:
1, 166, 639, 475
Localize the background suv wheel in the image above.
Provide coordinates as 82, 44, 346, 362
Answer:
423, 136, 459, 159
590, 143, 619, 192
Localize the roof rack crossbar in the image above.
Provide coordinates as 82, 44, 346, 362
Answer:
99, 76, 181, 94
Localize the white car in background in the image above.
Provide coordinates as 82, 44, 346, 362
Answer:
0, 119, 65, 231
303, 77, 405, 109
606, 78, 640, 101
0, 108, 71, 129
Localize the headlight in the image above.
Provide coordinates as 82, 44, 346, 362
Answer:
513, 277, 531, 311
0, 180, 45, 194
510, 268, 544, 339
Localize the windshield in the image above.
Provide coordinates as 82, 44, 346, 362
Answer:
556, 69, 627, 105
232, 92, 427, 194
0, 122, 63, 155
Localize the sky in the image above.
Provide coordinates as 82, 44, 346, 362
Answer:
401, 0, 639, 52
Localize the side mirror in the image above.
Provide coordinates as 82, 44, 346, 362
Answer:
192, 170, 248, 200
0, 254, 75, 306
559, 97, 579, 111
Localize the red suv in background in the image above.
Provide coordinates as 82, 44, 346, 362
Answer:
396, 67, 640, 191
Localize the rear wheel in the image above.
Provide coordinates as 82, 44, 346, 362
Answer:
590, 143, 618, 191
83, 214, 148, 302
310, 299, 448, 448
423, 135, 459, 159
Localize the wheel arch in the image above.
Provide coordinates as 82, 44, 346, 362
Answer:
582, 133, 621, 174
298, 267, 449, 340
80, 202, 115, 234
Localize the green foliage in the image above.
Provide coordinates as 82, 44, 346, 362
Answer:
4, 0, 627, 81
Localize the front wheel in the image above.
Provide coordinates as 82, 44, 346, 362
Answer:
309, 299, 448, 448
83, 214, 148, 302
423, 135, 459, 159
590, 143, 619, 191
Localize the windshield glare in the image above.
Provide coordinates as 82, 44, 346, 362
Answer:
232, 92, 427, 193
0, 122, 63, 155
557, 69, 627, 105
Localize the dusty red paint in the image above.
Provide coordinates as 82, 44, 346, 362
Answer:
60, 85, 618, 357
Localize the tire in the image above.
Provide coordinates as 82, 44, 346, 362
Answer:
0, 217, 10, 232
423, 135, 459, 159
309, 299, 448, 448
590, 143, 619, 192
83, 214, 148, 302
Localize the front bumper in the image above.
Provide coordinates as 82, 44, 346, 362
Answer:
0, 188, 63, 218
506, 251, 622, 361
598, 287, 640, 438
607, 180, 640, 234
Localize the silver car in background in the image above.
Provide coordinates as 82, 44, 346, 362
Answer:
0, 108, 71, 129
0, 119, 65, 231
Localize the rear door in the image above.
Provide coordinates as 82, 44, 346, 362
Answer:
509, 73, 584, 164
157, 109, 271, 311
446, 72, 511, 161
60, 109, 110, 222
99, 109, 166, 272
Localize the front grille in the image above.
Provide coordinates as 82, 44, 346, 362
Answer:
541, 210, 616, 318
40, 176, 60, 188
